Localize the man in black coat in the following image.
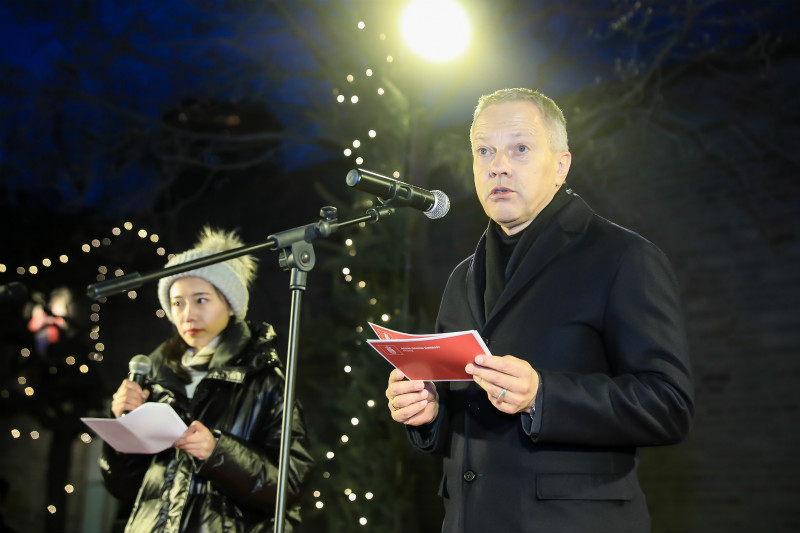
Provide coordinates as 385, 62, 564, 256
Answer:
385, 88, 694, 533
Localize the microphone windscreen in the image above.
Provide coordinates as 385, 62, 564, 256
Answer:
128, 354, 152, 377
425, 190, 451, 220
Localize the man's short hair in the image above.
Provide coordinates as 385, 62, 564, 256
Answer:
470, 88, 569, 152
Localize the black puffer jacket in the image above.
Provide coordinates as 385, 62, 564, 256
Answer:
99, 319, 315, 533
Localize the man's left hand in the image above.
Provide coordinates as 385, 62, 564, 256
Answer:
466, 354, 539, 414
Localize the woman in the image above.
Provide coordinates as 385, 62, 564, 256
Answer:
99, 227, 314, 533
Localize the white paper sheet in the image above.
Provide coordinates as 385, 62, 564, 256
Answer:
81, 402, 188, 454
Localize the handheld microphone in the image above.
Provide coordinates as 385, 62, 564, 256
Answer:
0, 281, 27, 304
128, 354, 152, 388
346, 168, 450, 220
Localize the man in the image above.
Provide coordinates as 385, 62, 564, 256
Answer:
385, 88, 694, 532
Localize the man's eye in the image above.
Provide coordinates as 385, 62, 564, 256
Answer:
477, 148, 489, 155
171, 301, 182, 308
517, 145, 528, 153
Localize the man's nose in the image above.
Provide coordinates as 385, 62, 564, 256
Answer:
490, 151, 509, 176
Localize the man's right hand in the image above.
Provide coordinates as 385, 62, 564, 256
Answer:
111, 379, 150, 418
385, 369, 438, 426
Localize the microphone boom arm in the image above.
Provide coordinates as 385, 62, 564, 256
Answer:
85, 205, 395, 300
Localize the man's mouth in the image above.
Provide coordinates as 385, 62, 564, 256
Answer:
185, 328, 201, 336
490, 186, 513, 197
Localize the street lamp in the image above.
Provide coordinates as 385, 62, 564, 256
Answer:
400, 0, 471, 62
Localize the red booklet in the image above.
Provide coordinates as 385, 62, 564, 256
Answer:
367, 323, 490, 381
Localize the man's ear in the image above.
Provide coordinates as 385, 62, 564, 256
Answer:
557, 151, 572, 178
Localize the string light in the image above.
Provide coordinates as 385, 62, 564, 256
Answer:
318, 14, 438, 530
0, 218, 170, 523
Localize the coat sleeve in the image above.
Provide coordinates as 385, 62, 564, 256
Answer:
98, 442, 153, 503
97, 383, 184, 503
406, 383, 452, 455
195, 374, 315, 513
535, 240, 694, 447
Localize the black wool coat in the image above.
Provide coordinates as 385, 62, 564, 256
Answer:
409, 192, 694, 533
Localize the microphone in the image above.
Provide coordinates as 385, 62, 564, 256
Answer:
128, 354, 152, 388
0, 281, 27, 304
346, 168, 450, 219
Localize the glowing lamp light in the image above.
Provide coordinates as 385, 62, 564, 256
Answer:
400, 0, 470, 62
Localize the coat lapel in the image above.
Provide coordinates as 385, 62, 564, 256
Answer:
465, 229, 489, 330
484, 194, 592, 333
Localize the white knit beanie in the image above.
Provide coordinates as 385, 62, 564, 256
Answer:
158, 226, 257, 323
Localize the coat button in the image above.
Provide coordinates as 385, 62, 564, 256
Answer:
463, 470, 476, 482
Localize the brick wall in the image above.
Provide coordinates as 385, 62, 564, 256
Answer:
567, 55, 800, 531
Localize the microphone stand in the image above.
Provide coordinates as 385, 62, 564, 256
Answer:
87, 203, 397, 533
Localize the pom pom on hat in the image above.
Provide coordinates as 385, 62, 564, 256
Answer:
158, 226, 257, 322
